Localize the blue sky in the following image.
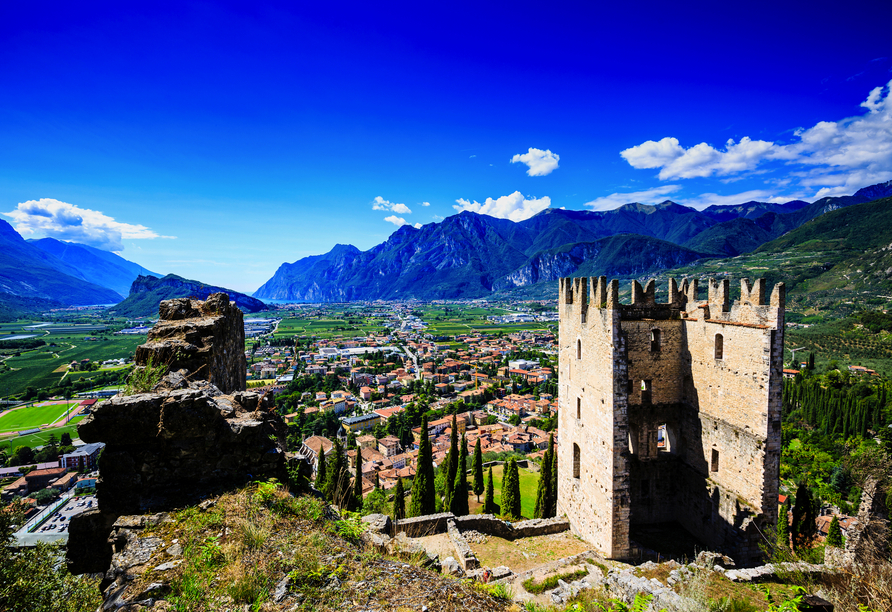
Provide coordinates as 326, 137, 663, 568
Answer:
2, 1, 891, 292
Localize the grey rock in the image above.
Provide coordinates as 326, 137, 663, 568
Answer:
154, 560, 183, 572
361, 513, 392, 534
441, 556, 463, 577
166, 543, 183, 557
274, 575, 292, 603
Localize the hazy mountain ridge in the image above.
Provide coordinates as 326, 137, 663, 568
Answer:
256, 182, 892, 302
29, 237, 160, 297
0, 220, 123, 306
111, 274, 269, 317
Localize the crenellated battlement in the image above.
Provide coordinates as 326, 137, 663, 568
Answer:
559, 275, 784, 327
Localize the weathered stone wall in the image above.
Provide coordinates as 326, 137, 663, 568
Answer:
134, 293, 247, 394
393, 512, 569, 540
558, 277, 631, 559
78, 379, 287, 515
558, 276, 783, 565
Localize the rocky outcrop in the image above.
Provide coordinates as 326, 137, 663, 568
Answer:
68, 294, 289, 576
77, 375, 287, 515
826, 477, 889, 567
134, 292, 247, 393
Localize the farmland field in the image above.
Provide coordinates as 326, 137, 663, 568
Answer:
0, 335, 141, 396
270, 316, 388, 340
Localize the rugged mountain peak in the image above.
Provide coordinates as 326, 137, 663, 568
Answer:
853, 180, 892, 202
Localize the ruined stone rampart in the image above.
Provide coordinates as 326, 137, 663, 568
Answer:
68, 294, 288, 575
393, 512, 569, 540
558, 276, 784, 566
134, 293, 247, 394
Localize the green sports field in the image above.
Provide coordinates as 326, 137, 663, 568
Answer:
0, 416, 85, 452
0, 402, 80, 433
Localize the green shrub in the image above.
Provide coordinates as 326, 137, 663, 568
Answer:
522, 568, 588, 594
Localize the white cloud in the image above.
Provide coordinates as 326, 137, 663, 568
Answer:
420, 201, 431, 207
383, 215, 409, 227
583, 185, 682, 211
453, 191, 551, 221
372, 196, 412, 214
2, 198, 172, 251
619, 80, 892, 198
621, 137, 779, 180
510, 147, 560, 176
413, 223, 423, 229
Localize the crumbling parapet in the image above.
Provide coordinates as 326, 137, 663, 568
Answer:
134, 292, 247, 394
68, 294, 288, 576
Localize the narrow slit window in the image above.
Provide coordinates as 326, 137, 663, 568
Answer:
573, 444, 581, 479
657, 424, 667, 450
715, 333, 724, 360
711, 449, 719, 472
651, 328, 661, 352
576, 397, 581, 419
581, 309, 587, 324
641, 379, 652, 405
577, 339, 582, 360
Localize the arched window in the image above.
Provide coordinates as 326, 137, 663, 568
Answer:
577, 339, 582, 360
715, 333, 724, 360
651, 328, 661, 352
573, 443, 581, 479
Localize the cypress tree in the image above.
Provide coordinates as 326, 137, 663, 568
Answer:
315, 446, 327, 496
827, 516, 843, 547
776, 498, 791, 551
325, 439, 351, 509
472, 438, 484, 502
409, 415, 436, 516
484, 466, 496, 514
534, 443, 552, 519
808, 352, 815, 371
503, 459, 521, 519
374, 472, 380, 490
444, 414, 458, 508
450, 435, 469, 516
352, 467, 363, 511
393, 475, 406, 521
549, 434, 558, 517
792, 483, 817, 550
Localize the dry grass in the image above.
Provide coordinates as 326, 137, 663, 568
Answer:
472, 532, 593, 573
126, 481, 515, 611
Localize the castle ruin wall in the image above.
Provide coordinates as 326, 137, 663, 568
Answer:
558, 276, 783, 566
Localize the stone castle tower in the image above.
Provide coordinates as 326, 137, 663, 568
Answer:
557, 276, 784, 565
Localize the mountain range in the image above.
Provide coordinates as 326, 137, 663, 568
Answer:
110, 274, 269, 318
254, 181, 892, 301
0, 220, 124, 307
0, 221, 260, 320
27, 237, 160, 297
